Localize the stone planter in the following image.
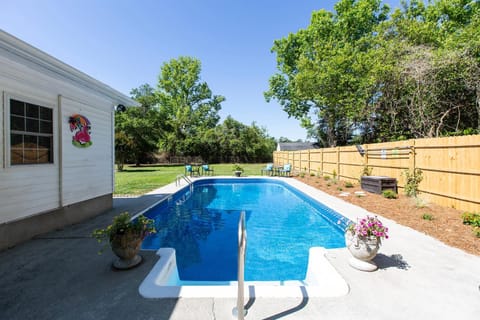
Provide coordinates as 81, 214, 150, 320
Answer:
110, 230, 143, 270
345, 230, 380, 271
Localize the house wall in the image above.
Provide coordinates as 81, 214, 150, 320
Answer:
60, 96, 114, 206
0, 37, 121, 250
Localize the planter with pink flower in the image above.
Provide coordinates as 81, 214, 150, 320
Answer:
345, 215, 389, 271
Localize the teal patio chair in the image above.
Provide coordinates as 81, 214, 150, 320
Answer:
279, 163, 291, 177
185, 164, 200, 177
261, 163, 274, 176
202, 164, 214, 176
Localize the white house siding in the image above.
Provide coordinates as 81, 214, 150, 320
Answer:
0, 31, 137, 249
0, 61, 60, 224
60, 96, 113, 206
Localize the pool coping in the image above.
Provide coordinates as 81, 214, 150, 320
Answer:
139, 247, 349, 298
138, 176, 358, 298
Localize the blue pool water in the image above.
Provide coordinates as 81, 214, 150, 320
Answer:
142, 178, 349, 282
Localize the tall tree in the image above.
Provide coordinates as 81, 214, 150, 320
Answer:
115, 107, 160, 168
156, 56, 225, 156
265, 0, 389, 146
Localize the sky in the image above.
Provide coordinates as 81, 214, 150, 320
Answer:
1, 0, 401, 141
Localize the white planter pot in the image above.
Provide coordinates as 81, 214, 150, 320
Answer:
345, 230, 380, 271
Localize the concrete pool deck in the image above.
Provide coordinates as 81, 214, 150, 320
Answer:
1, 177, 479, 319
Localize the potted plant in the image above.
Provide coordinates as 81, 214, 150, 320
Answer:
92, 212, 156, 270
232, 164, 244, 177
345, 215, 389, 271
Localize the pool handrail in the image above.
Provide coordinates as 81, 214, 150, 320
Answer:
176, 174, 193, 192
234, 210, 247, 319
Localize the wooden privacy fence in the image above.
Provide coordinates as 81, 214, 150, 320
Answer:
273, 135, 480, 213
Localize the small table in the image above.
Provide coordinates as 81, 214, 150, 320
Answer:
273, 166, 284, 176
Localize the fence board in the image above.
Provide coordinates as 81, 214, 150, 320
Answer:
273, 135, 480, 212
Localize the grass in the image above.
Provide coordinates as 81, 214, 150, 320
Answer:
114, 163, 267, 195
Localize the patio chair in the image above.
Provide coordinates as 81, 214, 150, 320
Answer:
279, 163, 291, 177
185, 164, 200, 177
261, 163, 274, 176
202, 164, 214, 176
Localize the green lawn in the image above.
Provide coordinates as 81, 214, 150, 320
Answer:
114, 163, 268, 195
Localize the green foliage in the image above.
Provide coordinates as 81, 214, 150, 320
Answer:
204, 117, 276, 163
115, 107, 161, 168
345, 181, 354, 188
232, 164, 244, 172
403, 168, 423, 197
361, 165, 373, 176
156, 56, 224, 157
382, 189, 398, 199
323, 175, 331, 181
462, 212, 480, 227
92, 212, 156, 253
462, 212, 480, 237
422, 213, 434, 221
266, 0, 480, 145
310, 172, 315, 176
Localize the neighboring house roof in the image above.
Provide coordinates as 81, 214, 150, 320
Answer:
0, 30, 139, 107
277, 142, 320, 151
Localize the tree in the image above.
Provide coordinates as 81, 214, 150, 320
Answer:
156, 56, 225, 157
267, 0, 480, 144
115, 107, 160, 169
266, 0, 389, 147
198, 116, 276, 163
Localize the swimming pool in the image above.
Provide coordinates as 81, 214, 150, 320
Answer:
140, 178, 351, 293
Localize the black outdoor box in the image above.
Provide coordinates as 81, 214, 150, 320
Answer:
361, 176, 398, 194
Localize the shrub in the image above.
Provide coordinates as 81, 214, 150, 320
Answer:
462, 212, 480, 227
344, 181, 354, 188
403, 168, 423, 197
462, 212, 480, 237
361, 165, 372, 176
323, 175, 331, 181
382, 189, 398, 199
422, 213, 434, 221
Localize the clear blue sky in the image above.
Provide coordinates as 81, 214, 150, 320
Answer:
1, 0, 400, 141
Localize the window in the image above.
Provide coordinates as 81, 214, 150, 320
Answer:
10, 98, 53, 165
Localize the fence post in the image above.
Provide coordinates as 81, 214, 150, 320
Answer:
320, 148, 324, 176
308, 149, 311, 174
336, 147, 340, 179
409, 139, 416, 172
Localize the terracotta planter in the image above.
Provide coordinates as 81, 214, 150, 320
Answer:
345, 230, 380, 271
110, 230, 143, 269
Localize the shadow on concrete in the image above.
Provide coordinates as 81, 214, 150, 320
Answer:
375, 253, 411, 270
0, 195, 180, 320
262, 286, 309, 320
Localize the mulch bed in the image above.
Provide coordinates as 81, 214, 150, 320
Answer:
295, 175, 480, 256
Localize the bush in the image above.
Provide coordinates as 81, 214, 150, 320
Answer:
345, 181, 354, 188
462, 212, 480, 237
462, 212, 480, 227
403, 168, 423, 197
382, 189, 398, 199
422, 213, 434, 221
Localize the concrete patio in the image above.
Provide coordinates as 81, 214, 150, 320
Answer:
1, 179, 479, 320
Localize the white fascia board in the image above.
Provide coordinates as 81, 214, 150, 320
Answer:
0, 29, 140, 107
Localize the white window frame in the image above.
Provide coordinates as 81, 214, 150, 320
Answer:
5, 93, 56, 167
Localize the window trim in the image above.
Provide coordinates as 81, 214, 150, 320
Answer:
5, 93, 56, 167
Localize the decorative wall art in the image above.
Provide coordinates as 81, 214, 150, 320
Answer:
68, 114, 92, 148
